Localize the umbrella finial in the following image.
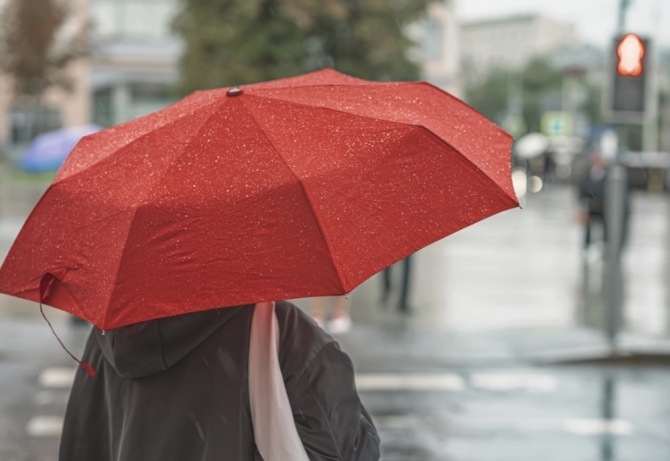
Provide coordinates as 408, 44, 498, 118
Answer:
227, 87, 243, 96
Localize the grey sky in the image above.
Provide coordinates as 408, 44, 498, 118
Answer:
457, 0, 670, 49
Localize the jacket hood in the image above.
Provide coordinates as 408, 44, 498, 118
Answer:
95, 305, 247, 379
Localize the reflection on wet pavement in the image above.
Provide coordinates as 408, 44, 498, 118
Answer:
345, 185, 670, 338
363, 366, 670, 461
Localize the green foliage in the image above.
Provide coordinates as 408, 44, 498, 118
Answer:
464, 69, 509, 124
5, 168, 56, 184
173, 0, 433, 94
521, 58, 562, 133
582, 80, 604, 127
172, 0, 304, 91
465, 57, 604, 136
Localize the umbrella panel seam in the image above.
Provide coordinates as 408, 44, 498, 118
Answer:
414, 125, 518, 207
249, 82, 386, 92
53, 97, 225, 187
244, 93, 515, 202
236, 98, 347, 294
104, 99, 235, 329
0, 185, 95, 321
418, 81, 511, 139
102, 206, 139, 330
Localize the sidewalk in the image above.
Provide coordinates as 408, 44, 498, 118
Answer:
294, 184, 670, 365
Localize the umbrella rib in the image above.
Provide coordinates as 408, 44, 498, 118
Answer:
255, 81, 509, 138
53, 97, 225, 187
101, 206, 139, 330
251, 82, 382, 91
413, 125, 518, 206
417, 81, 511, 138
247, 94, 517, 206
143, 98, 235, 203
102, 99, 235, 330
236, 98, 347, 294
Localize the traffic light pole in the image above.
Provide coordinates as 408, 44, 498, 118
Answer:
618, 0, 632, 32
601, 0, 631, 354
642, 43, 659, 154
605, 163, 627, 352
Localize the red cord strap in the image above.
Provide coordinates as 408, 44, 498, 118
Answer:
39, 274, 96, 377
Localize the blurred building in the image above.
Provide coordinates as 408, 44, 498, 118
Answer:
89, 0, 464, 124
548, 44, 604, 72
89, 0, 181, 127
0, 0, 90, 152
412, 0, 462, 98
1, 0, 462, 148
461, 13, 579, 77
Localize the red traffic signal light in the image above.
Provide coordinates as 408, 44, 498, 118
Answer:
608, 34, 650, 121
616, 33, 646, 77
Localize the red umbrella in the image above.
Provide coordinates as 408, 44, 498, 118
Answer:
0, 69, 518, 331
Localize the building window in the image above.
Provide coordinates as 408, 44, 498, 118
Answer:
422, 20, 443, 61
128, 83, 175, 120
93, 88, 114, 128
9, 106, 62, 145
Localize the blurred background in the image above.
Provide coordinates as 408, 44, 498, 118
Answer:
1, 0, 670, 460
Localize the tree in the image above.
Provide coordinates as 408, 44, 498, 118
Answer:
173, 0, 433, 94
0, 0, 87, 100
0, 0, 88, 142
465, 58, 603, 137
521, 58, 562, 133
464, 68, 509, 125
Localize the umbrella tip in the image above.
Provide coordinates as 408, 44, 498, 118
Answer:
227, 87, 243, 97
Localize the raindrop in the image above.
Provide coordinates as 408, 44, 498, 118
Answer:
101, 331, 106, 336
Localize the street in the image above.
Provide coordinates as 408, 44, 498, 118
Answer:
2, 184, 670, 460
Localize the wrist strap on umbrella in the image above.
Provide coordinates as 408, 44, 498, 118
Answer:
39, 273, 96, 377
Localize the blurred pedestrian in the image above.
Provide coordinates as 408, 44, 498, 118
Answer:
310, 296, 352, 334
542, 152, 555, 184
576, 151, 630, 253
380, 255, 413, 313
59, 302, 379, 460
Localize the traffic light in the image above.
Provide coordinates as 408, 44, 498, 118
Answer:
607, 33, 650, 123
617, 33, 645, 77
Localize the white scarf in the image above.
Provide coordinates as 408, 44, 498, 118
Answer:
248, 302, 310, 461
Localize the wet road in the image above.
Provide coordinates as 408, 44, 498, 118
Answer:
2, 183, 670, 460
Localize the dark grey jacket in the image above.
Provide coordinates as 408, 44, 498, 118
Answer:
59, 301, 379, 461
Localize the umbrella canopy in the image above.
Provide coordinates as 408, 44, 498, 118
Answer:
17, 125, 101, 173
0, 69, 518, 330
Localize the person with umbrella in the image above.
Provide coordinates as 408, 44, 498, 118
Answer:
59, 300, 378, 460
0, 69, 518, 460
